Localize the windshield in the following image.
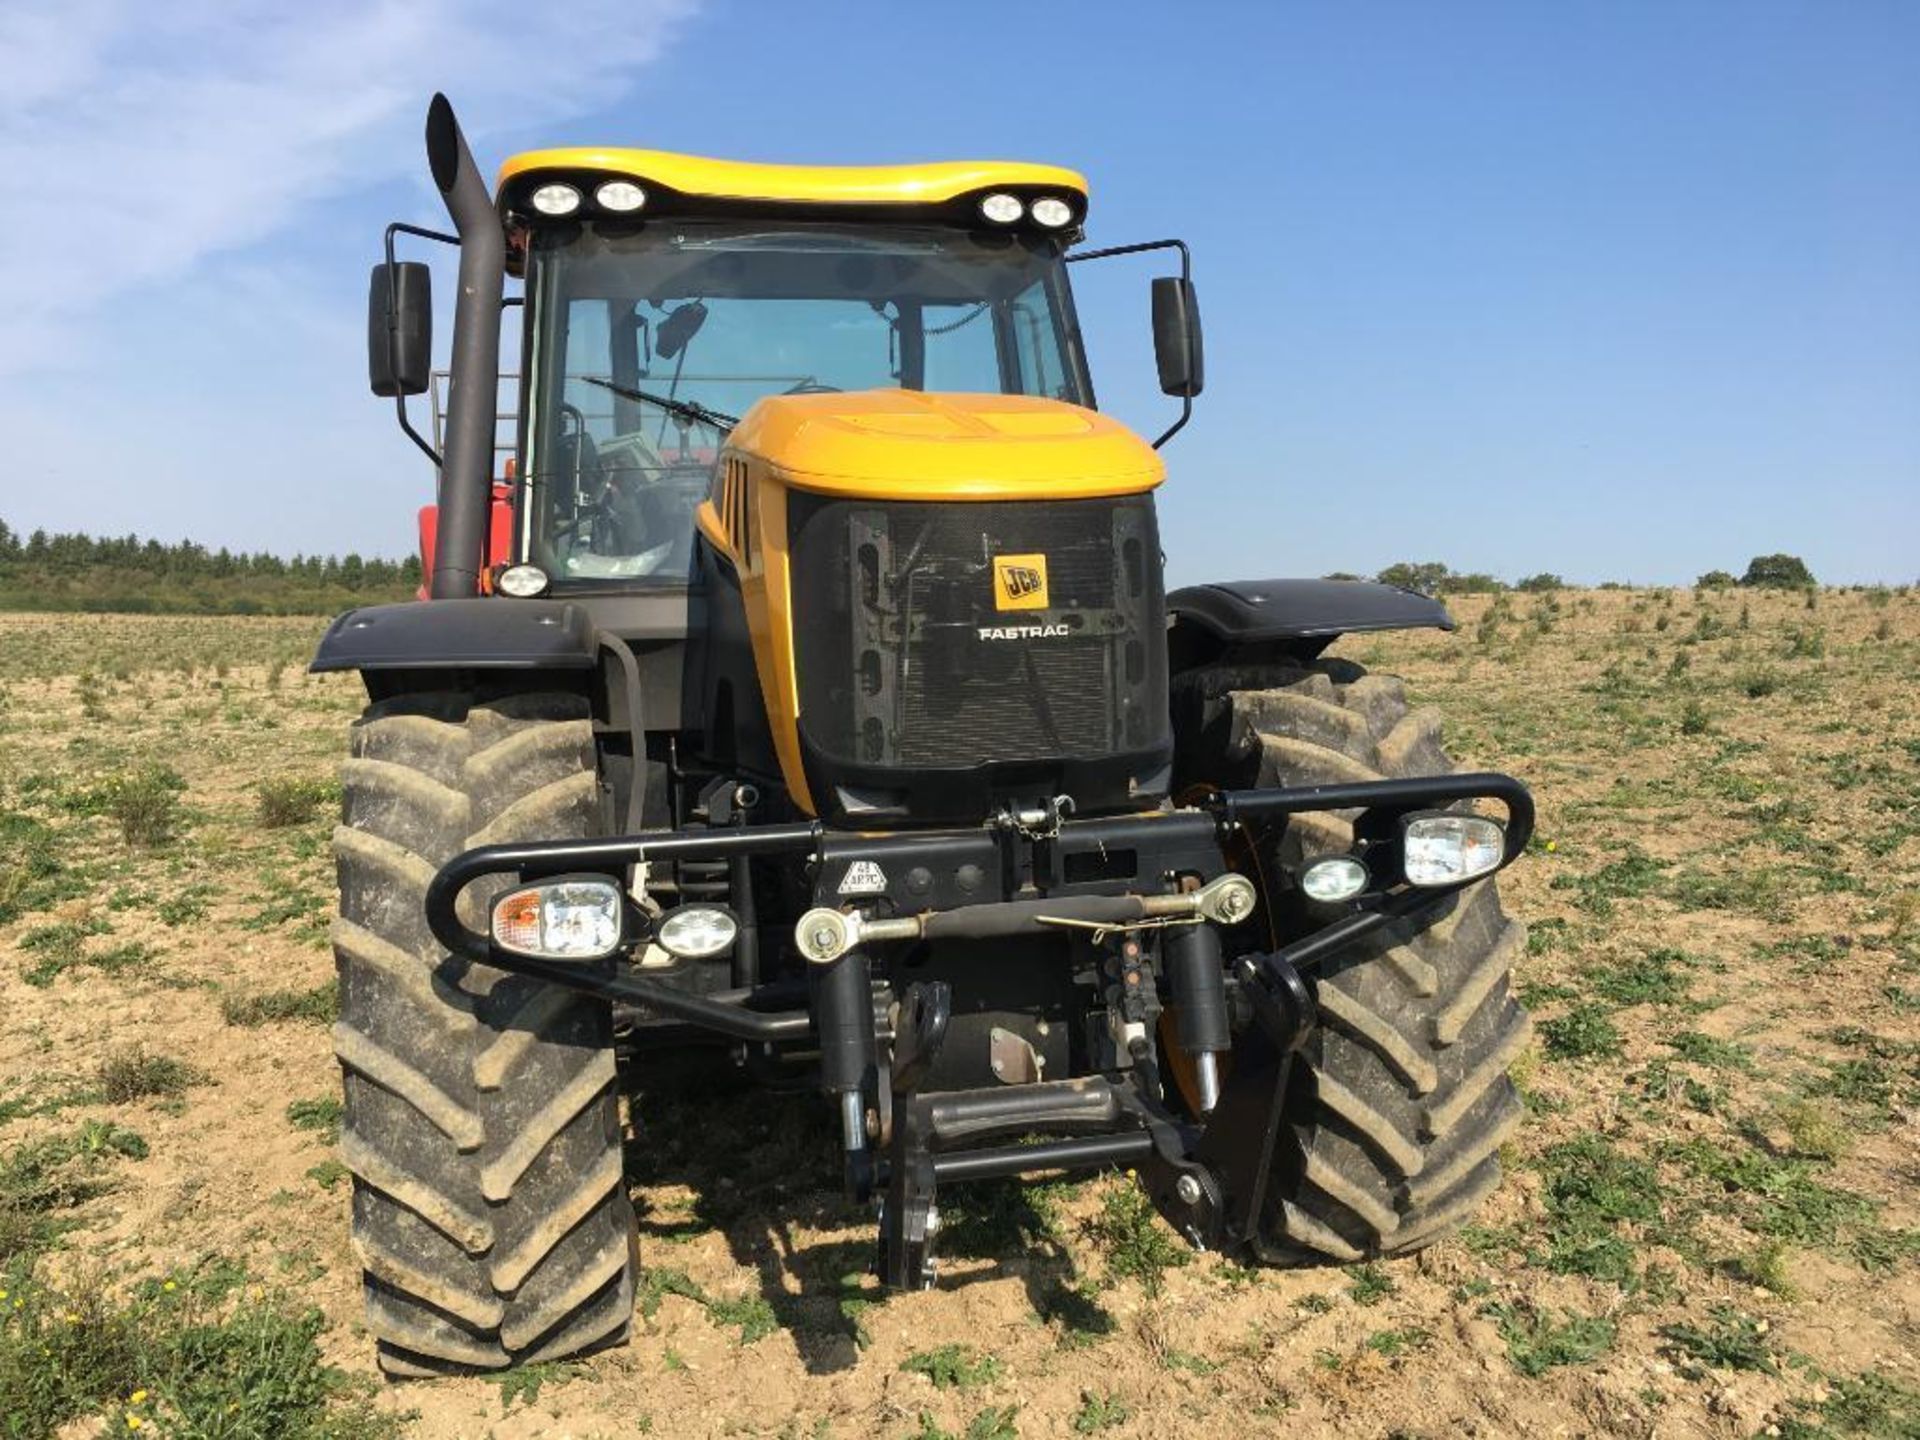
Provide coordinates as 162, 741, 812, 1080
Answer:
521, 220, 1091, 585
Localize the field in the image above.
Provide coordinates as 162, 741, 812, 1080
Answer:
1, 589, 1916, 1439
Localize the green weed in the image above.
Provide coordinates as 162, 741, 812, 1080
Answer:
1082, 1182, 1188, 1296
1666, 1030, 1755, 1071
1658, 1306, 1777, 1375
1550, 849, 1668, 917
0, 1260, 405, 1440
1778, 1100, 1851, 1161
1587, 947, 1694, 1006
98, 1047, 206, 1104
1540, 1003, 1623, 1061
1071, 1391, 1129, 1432
304, 1159, 348, 1191
1345, 1262, 1396, 1306
900, 1344, 1003, 1390
0, 1121, 147, 1265
94, 765, 187, 846
1780, 1369, 1920, 1438
285, 1096, 343, 1144
1481, 1301, 1616, 1377
256, 776, 337, 829
221, 983, 337, 1027
1363, 1326, 1432, 1359
1666, 1137, 1873, 1246
706, 1293, 780, 1345
637, 1265, 707, 1322
490, 1360, 583, 1409
155, 885, 213, 926
1535, 1134, 1665, 1286
0, 812, 85, 925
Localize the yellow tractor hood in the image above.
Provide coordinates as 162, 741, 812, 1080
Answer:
724, 391, 1163, 500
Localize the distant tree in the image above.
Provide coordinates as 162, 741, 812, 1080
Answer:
1321, 571, 1365, 582
1438, 572, 1505, 594
1740, 554, 1815, 589
1515, 573, 1563, 593
1376, 561, 1452, 597
1695, 569, 1737, 590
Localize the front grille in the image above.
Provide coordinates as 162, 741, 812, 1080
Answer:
789, 494, 1167, 773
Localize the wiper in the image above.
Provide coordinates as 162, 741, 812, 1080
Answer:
580, 376, 740, 433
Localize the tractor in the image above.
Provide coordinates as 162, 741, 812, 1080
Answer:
314, 94, 1534, 1376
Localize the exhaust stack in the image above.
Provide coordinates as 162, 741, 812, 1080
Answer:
424, 94, 505, 599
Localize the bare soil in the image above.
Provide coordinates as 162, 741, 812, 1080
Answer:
1, 587, 1915, 1438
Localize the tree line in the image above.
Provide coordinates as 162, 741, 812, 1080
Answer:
1356, 554, 1820, 597
0, 519, 420, 615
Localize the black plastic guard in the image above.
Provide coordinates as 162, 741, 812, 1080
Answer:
1169, 578, 1454, 654
309, 598, 598, 673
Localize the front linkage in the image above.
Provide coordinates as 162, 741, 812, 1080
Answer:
425, 773, 1532, 1288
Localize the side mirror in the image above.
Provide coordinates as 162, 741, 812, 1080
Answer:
368, 261, 432, 398
656, 299, 709, 361
1151, 276, 1204, 398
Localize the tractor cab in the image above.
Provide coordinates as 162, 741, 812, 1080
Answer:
376, 144, 1202, 604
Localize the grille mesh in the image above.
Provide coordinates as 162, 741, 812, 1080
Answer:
789, 494, 1165, 771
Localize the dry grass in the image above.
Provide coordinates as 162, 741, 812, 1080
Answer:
0, 593, 1915, 1438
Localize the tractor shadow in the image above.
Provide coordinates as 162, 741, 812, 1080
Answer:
617, 1061, 1115, 1375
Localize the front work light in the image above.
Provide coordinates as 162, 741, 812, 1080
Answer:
1402, 814, 1506, 887
594, 180, 647, 213
978, 192, 1024, 224
530, 183, 582, 217
656, 905, 738, 960
494, 563, 550, 598
492, 879, 623, 960
1030, 196, 1074, 229
1300, 855, 1369, 903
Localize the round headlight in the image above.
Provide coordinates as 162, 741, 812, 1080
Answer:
978, 192, 1024, 225
1300, 855, 1370, 903
594, 180, 647, 213
529, 183, 582, 217
1030, 196, 1074, 229
656, 905, 738, 960
495, 563, 550, 598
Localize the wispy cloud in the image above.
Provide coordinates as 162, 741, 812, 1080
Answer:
0, 0, 697, 373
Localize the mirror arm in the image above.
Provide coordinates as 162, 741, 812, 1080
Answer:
1064, 237, 1195, 449
383, 221, 459, 467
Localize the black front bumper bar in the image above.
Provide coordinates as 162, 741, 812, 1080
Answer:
418, 770, 1531, 1285
425, 772, 1533, 968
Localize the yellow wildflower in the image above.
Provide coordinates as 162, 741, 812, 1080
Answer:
127, 1416, 143, 1432
130, 1390, 149, 1405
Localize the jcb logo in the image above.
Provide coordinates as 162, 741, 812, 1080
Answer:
992, 553, 1049, 611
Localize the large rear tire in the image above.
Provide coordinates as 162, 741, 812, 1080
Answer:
1174, 658, 1532, 1261
332, 690, 636, 1376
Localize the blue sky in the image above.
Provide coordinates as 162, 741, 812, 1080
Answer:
2, 0, 1914, 585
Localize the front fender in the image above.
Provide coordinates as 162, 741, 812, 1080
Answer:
310, 598, 599, 675
1167, 578, 1453, 668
